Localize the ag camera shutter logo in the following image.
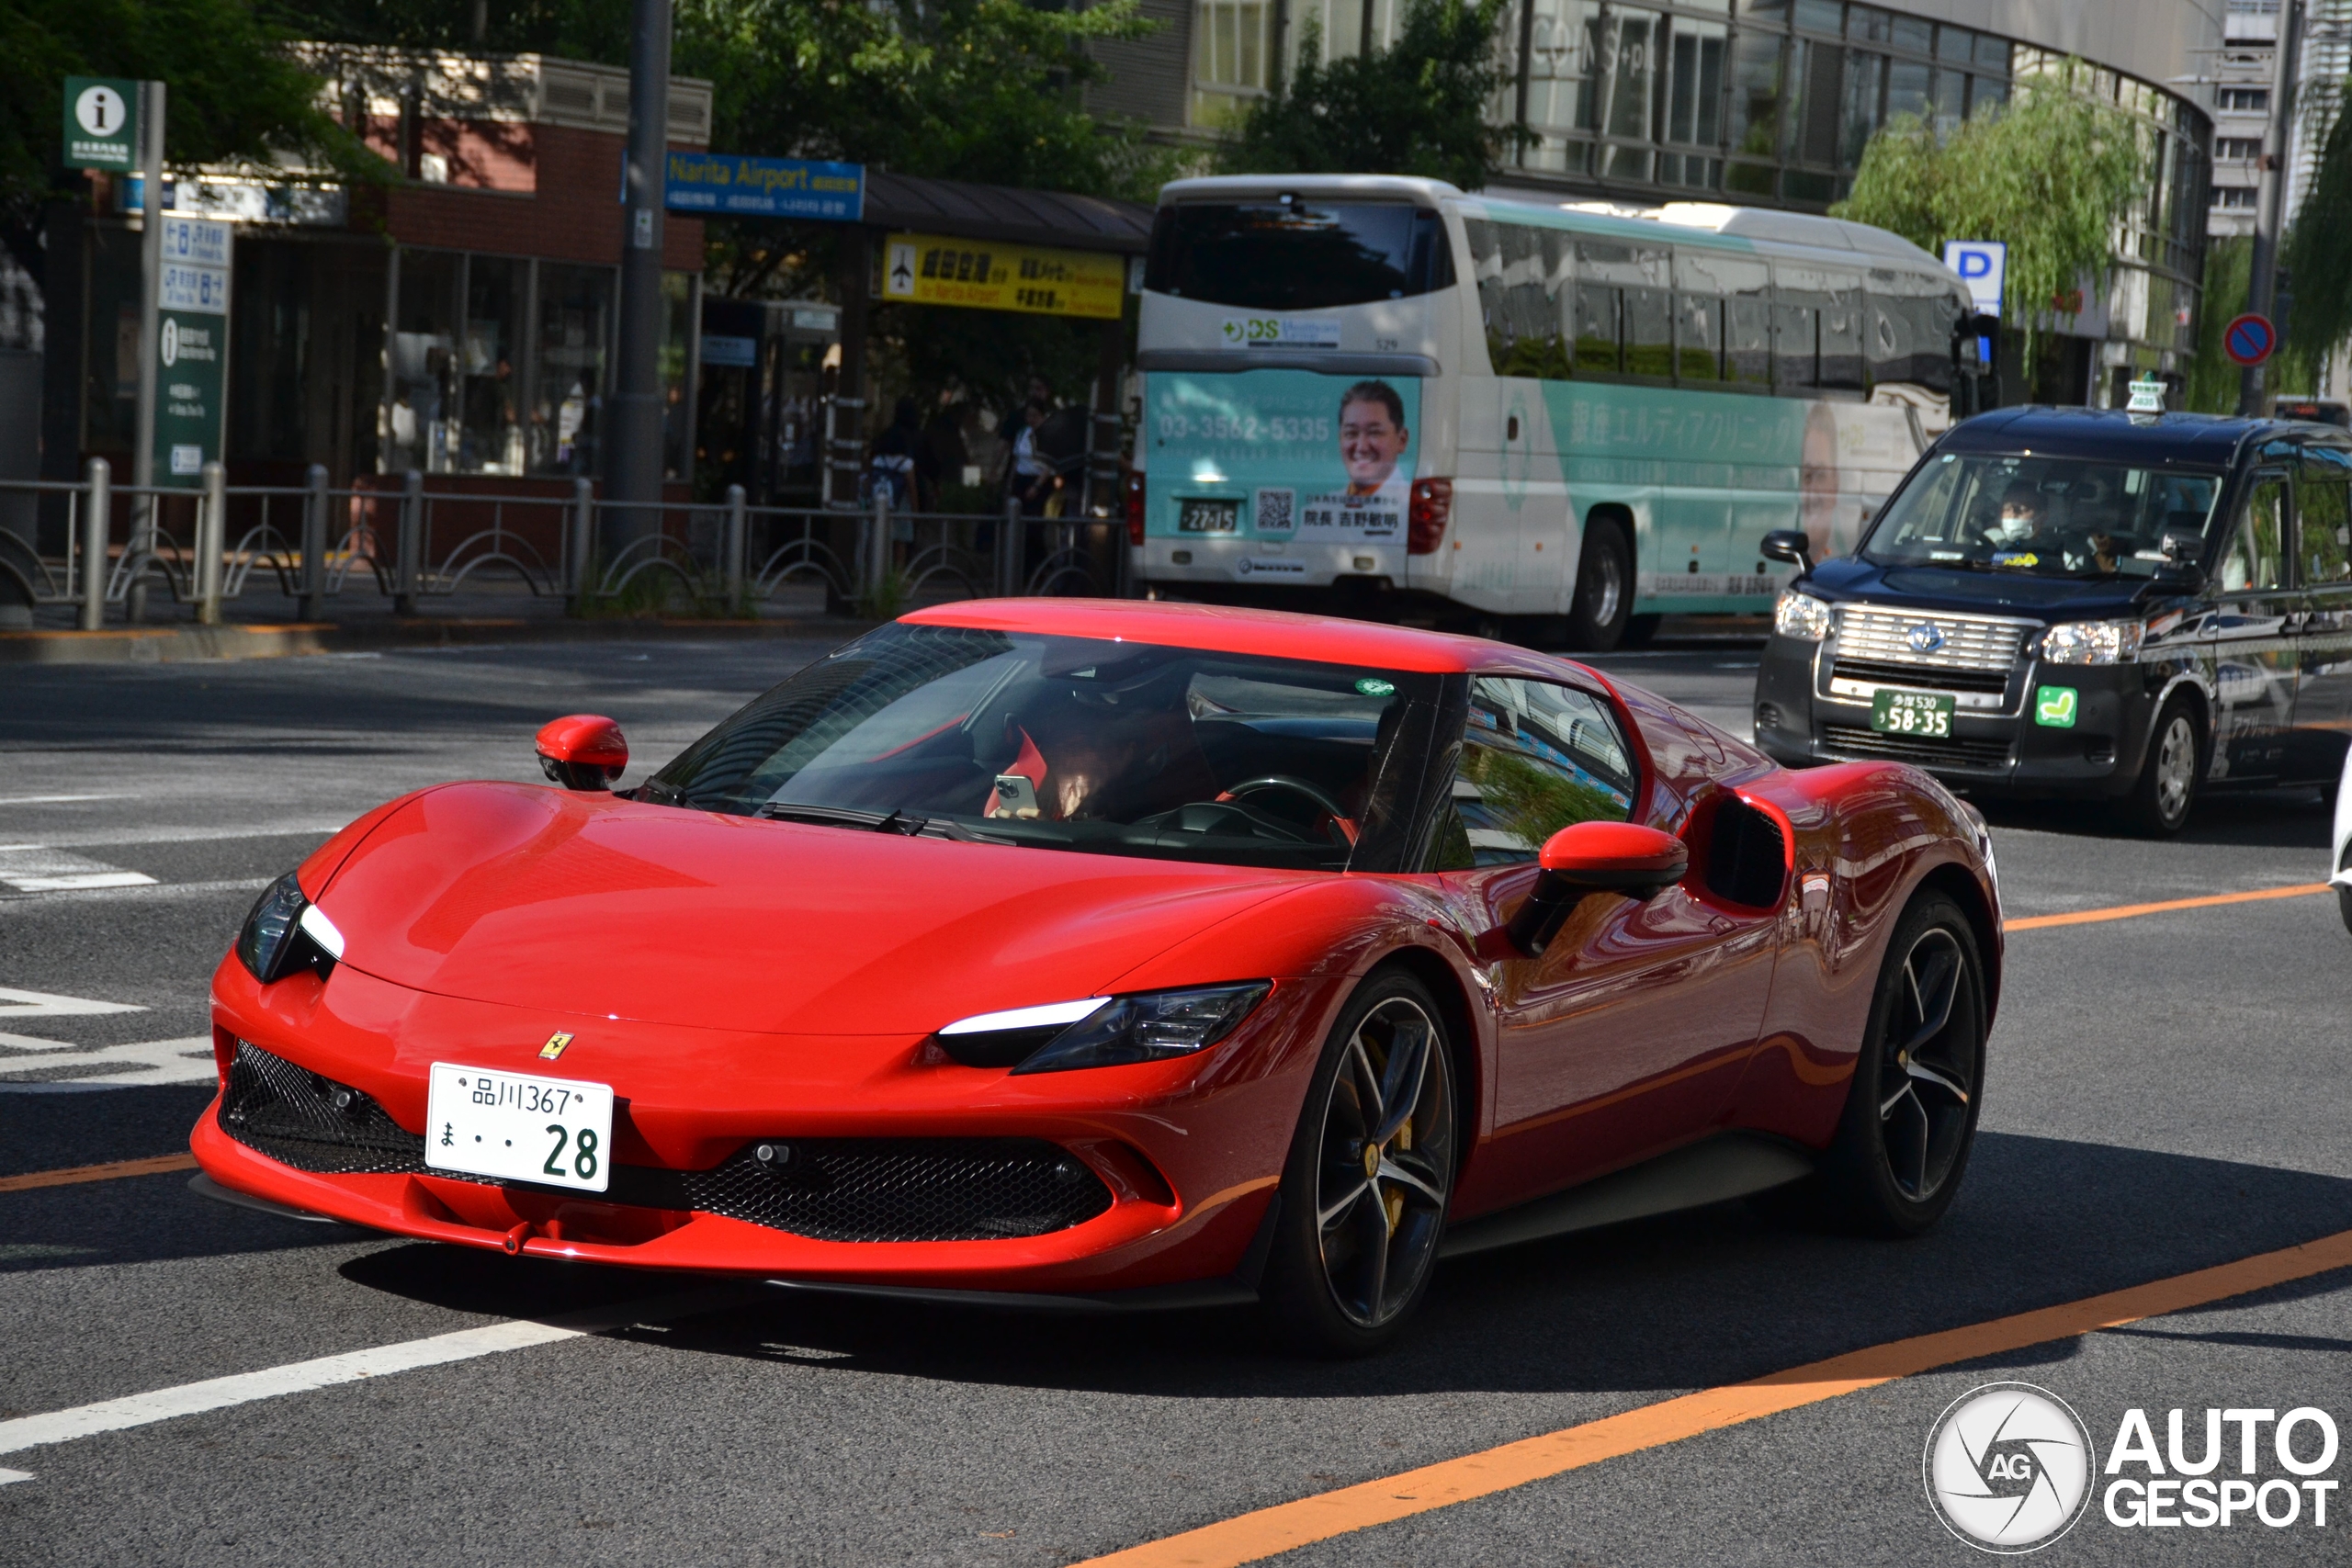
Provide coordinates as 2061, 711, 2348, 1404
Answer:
1924, 1382, 2096, 1553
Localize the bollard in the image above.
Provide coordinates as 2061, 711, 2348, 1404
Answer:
80, 457, 110, 631
195, 461, 228, 626
300, 464, 328, 620
567, 477, 594, 611
393, 470, 424, 615
868, 491, 891, 597
999, 498, 1021, 597
723, 484, 747, 613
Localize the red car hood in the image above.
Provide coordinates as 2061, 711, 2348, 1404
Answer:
311, 782, 1306, 1035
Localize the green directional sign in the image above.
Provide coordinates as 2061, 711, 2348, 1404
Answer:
63, 77, 140, 173
152, 217, 233, 489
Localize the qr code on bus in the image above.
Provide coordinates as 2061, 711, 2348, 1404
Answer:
1253, 487, 1296, 535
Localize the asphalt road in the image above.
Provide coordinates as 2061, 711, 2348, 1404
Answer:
3, 630, 2348, 1567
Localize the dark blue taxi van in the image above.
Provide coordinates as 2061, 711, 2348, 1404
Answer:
1753, 407, 2352, 833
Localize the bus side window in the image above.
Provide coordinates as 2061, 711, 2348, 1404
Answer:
1678, 291, 1724, 381
1464, 218, 1509, 371
1866, 269, 1908, 389
1697, 253, 1771, 389
1576, 278, 1622, 375
1625, 247, 1674, 379
1772, 262, 1823, 393
1818, 269, 1865, 390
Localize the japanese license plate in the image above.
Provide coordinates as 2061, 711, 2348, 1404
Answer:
424, 1062, 614, 1192
1871, 689, 1955, 738
1178, 497, 1240, 533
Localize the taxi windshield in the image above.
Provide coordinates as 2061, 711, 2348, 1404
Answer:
641, 623, 1442, 872
1861, 453, 2222, 578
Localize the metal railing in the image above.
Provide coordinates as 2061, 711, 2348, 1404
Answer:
0, 462, 1129, 628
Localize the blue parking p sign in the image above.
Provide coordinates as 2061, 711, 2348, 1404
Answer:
1943, 241, 2007, 320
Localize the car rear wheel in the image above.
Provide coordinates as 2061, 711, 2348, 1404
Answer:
1816, 892, 1986, 1236
2120, 695, 2202, 837
1563, 518, 1634, 652
2338, 885, 2352, 937
1261, 972, 1457, 1357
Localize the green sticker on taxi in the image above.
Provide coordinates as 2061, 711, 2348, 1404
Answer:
2035, 685, 2078, 728
1355, 677, 1395, 697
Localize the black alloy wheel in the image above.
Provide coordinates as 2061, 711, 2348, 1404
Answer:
1564, 517, 1634, 651
2120, 694, 2203, 837
1817, 892, 1986, 1235
1262, 972, 1457, 1356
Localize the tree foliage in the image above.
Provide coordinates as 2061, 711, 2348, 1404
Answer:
2179, 232, 2321, 412
0, 0, 373, 211
1216, 0, 1527, 191
1834, 60, 2147, 368
2282, 77, 2352, 367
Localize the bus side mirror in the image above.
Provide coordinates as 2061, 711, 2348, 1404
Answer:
1761, 529, 1814, 576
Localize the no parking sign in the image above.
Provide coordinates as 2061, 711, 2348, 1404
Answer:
2224, 313, 2277, 367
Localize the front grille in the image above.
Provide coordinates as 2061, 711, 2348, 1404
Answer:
678, 1140, 1114, 1242
220, 1042, 1112, 1242
220, 1040, 428, 1176
1822, 725, 2013, 770
1836, 607, 2030, 673
1828, 657, 2012, 697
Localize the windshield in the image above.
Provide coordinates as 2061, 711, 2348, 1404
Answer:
643, 624, 1442, 872
1861, 452, 2222, 578
1144, 202, 1455, 310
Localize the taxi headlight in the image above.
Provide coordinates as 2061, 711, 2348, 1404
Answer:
1774, 590, 1834, 642
2040, 619, 2145, 665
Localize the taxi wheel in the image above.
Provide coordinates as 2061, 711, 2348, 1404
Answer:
1261, 971, 1457, 1357
1817, 892, 1986, 1237
2120, 695, 2203, 837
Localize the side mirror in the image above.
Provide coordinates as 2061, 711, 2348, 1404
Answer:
537, 714, 628, 791
1506, 821, 1690, 957
2147, 559, 2206, 595
1760, 528, 1814, 576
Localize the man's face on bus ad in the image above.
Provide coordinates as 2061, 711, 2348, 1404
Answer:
1340, 395, 1408, 492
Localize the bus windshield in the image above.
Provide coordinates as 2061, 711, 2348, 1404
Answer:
1860, 452, 2223, 579
1145, 202, 1455, 310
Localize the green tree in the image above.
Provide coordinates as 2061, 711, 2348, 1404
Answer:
1, 0, 374, 210
1835, 59, 2147, 371
2282, 77, 2352, 371
2179, 231, 2320, 412
1216, 0, 1527, 190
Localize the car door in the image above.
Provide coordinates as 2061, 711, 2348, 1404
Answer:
1435, 678, 1779, 1201
2292, 454, 2352, 781
2199, 471, 2301, 783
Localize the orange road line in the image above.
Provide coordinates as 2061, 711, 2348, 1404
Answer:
1077, 1227, 2352, 1568
0, 1153, 198, 1193
2005, 882, 2331, 931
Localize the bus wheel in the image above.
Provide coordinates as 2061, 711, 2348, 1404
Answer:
1565, 519, 1634, 651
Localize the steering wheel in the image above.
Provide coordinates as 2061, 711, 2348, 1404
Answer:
1216, 775, 1358, 846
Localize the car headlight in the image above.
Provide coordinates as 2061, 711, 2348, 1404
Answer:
234, 870, 345, 983
1773, 590, 1834, 641
931, 983, 1272, 1074
2039, 619, 2144, 665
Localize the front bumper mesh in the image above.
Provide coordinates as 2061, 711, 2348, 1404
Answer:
217, 1041, 1114, 1241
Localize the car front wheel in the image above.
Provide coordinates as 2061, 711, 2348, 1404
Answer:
2120, 695, 2202, 837
1261, 971, 1457, 1357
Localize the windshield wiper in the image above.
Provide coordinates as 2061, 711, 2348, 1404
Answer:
755, 802, 1000, 843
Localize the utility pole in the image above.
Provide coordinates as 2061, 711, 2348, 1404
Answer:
2242, 0, 2304, 416
603, 0, 673, 576
128, 80, 166, 622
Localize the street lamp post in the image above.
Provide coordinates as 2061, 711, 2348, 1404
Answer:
603, 0, 673, 590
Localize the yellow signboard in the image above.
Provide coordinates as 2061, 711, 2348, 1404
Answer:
880, 232, 1125, 320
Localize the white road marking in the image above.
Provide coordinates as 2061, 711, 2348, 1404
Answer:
0, 1468, 31, 1485
0, 875, 271, 907
0, 1037, 217, 1086
0, 794, 139, 807
0, 846, 157, 895
0, 987, 145, 1019
0, 1283, 762, 1479
2, 822, 347, 852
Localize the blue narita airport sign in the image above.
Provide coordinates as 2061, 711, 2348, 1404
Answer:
665, 153, 864, 221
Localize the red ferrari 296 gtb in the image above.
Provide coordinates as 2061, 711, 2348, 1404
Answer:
194, 600, 2000, 1354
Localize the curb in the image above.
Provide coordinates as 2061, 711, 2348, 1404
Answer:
0, 615, 879, 666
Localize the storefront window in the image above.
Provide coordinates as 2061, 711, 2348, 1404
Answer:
459, 256, 526, 476
662, 271, 695, 481
390, 251, 459, 473
531, 263, 613, 478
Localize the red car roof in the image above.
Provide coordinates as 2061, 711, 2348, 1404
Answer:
900, 598, 1590, 682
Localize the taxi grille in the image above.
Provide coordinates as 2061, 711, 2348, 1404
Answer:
1836, 607, 2030, 673
220, 1043, 1111, 1242
1827, 656, 2012, 698
219, 1040, 427, 1176
1822, 725, 2013, 770
678, 1140, 1114, 1243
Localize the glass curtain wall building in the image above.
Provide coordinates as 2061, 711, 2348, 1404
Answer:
1100, 0, 2223, 400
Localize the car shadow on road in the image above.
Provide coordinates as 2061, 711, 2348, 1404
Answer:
310, 1129, 2352, 1402
1974, 786, 2332, 850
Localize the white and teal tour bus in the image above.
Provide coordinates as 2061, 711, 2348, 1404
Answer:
1130, 175, 1987, 649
